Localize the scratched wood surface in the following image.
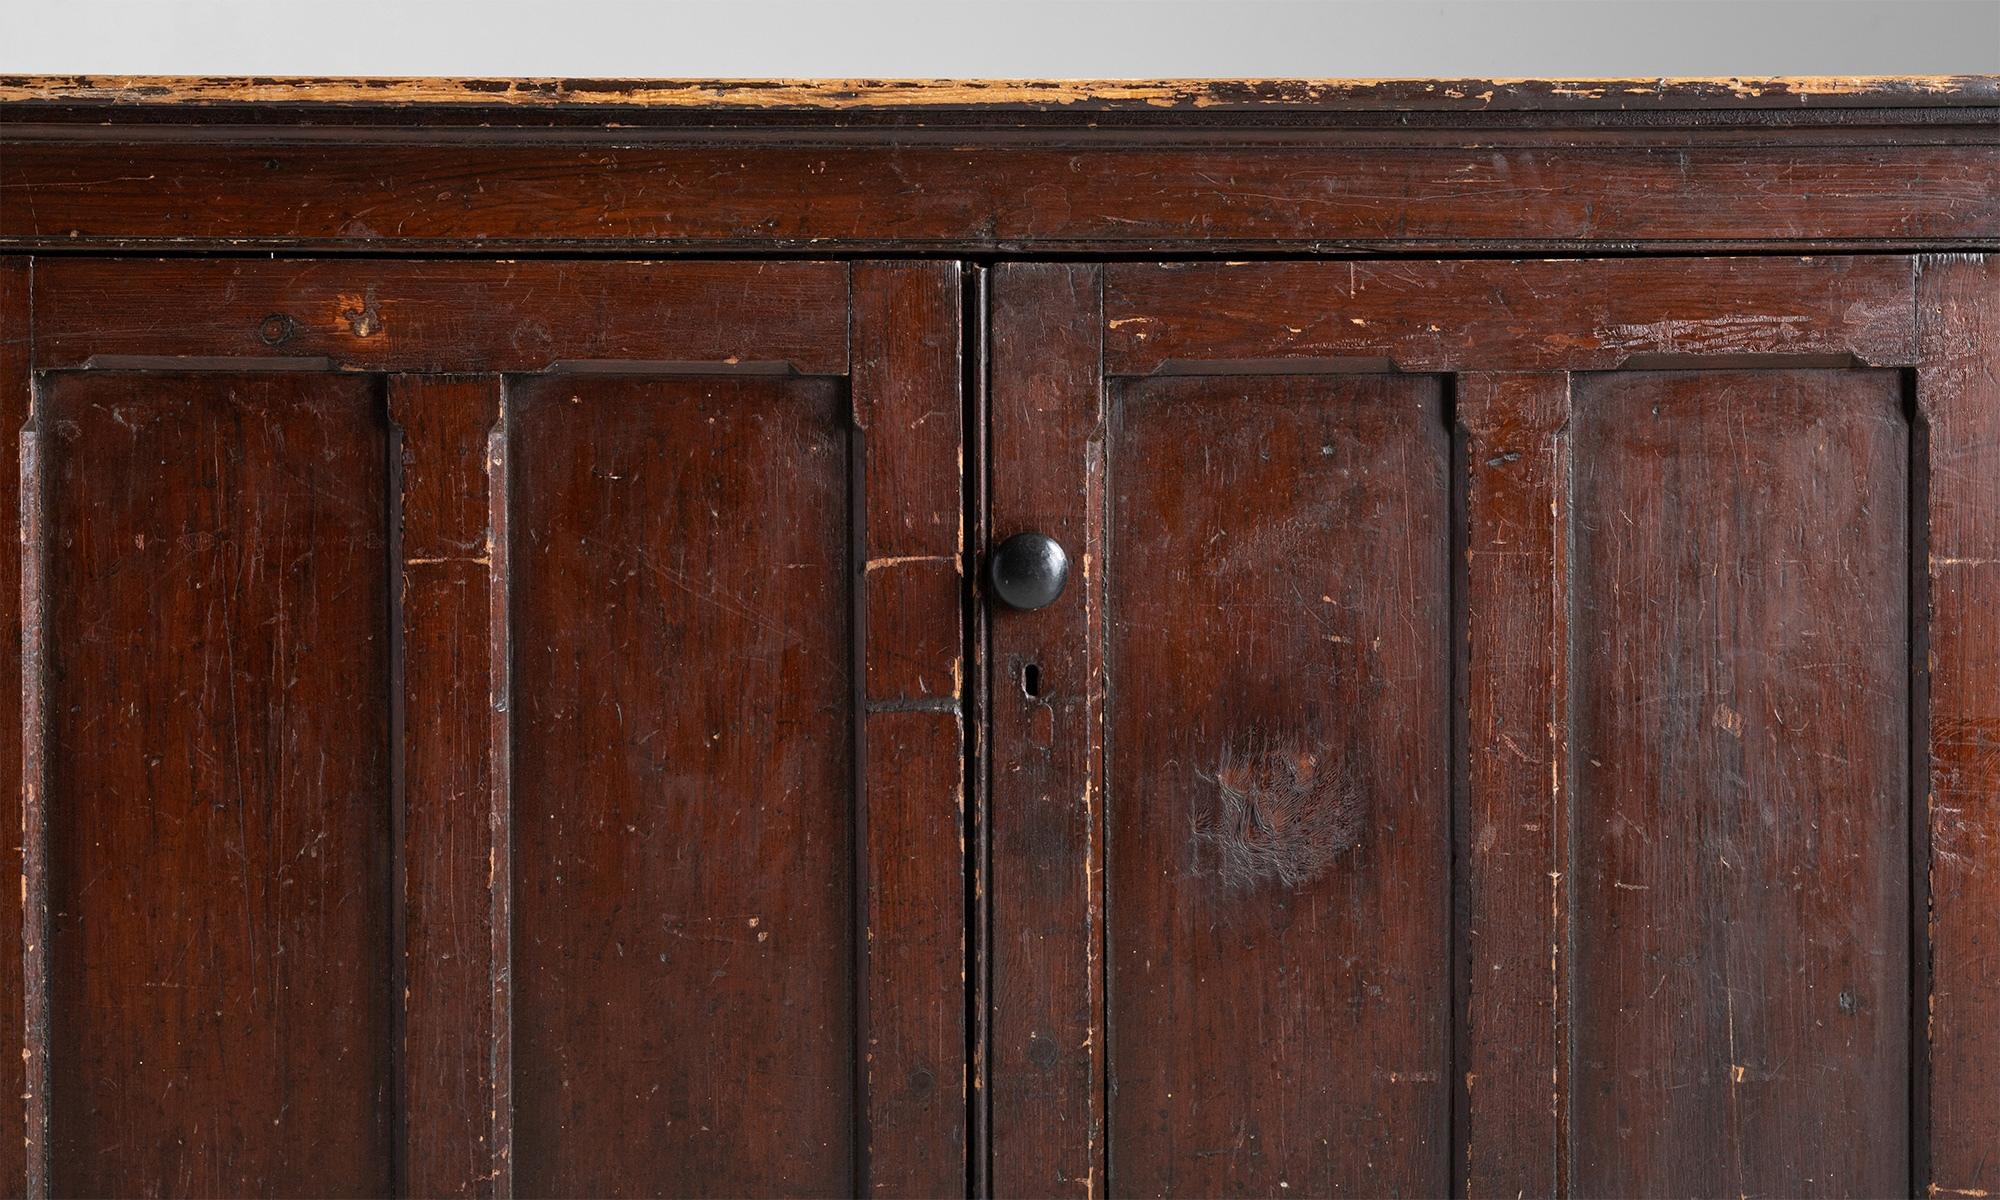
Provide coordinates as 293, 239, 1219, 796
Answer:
11, 258, 967, 1199
1105, 257, 1918, 373
34, 370, 397, 1197
1459, 371, 1572, 1198
987, 263, 1108, 1199
507, 373, 856, 1196
1569, 369, 1910, 1196
391, 375, 510, 1198
5, 92, 2000, 1194
0, 260, 26, 1198
1918, 254, 2000, 1200
850, 261, 968, 1199
3, 77, 1997, 254
5, 75, 1994, 110
1106, 374, 1451, 1197
984, 256, 1952, 1198
6, 141, 1998, 254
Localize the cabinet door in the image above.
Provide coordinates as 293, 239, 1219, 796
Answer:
6, 258, 968, 1199
986, 257, 2000, 1198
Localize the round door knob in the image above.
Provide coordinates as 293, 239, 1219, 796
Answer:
987, 532, 1070, 611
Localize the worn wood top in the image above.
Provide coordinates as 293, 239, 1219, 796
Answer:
2, 75, 1996, 111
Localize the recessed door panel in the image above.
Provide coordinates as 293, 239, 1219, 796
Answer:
1570, 369, 1909, 1196
507, 374, 856, 1197
36, 370, 395, 1198
1106, 375, 1451, 1197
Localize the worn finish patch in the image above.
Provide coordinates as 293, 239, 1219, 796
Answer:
1196, 738, 1365, 889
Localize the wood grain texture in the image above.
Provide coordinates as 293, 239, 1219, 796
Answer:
5, 75, 1994, 110
1106, 258, 1918, 374
1918, 253, 2000, 1200
0, 259, 25, 1200
36, 370, 396, 1197
1459, 372, 1572, 1200
987, 263, 1107, 1198
30, 258, 849, 374
506, 374, 856, 1198
1569, 369, 1910, 1198
1104, 374, 1451, 1198
19, 359, 49, 1200
390, 376, 510, 1198
850, 262, 967, 1198
15, 256, 971, 1198
6, 142, 1998, 254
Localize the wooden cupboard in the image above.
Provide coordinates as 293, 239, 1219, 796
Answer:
2, 76, 1998, 1199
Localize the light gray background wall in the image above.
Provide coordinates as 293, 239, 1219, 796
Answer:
3, 0, 1996, 76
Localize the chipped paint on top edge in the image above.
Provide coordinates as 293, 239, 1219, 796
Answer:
0, 75, 1994, 111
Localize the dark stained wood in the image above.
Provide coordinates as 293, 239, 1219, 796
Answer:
506, 373, 856, 1197
1918, 253, 2000, 1199
5, 141, 1998, 254
850, 262, 967, 1198
13, 257, 967, 1200
0, 259, 26, 1200
390, 376, 510, 1198
1106, 258, 1918, 374
1459, 372, 1572, 1199
19, 360, 50, 1200
30, 258, 849, 375
987, 263, 1107, 1198
1106, 373, 1451, 1197
992, 256, 1945, 1198
7, 79, 2000, 1199
35, 370, 396, 1197
1569, 369, 1910, 1197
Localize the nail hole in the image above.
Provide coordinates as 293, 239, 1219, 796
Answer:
1022, 663, 1041, 699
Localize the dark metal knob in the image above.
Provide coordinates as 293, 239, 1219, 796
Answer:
987, 532, 1070, 611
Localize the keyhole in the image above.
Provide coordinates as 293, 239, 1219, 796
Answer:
1022, 662, 1042, 698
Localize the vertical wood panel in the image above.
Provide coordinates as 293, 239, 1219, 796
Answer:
1104, 374, 1452, 1198
1918, 253, 2000, 1199
0, 259, 26, 1200
390, 375, 510, 1198
507, 375, 855, 1198
1570, 369, 1909, 1197
1459, 372, 1572, 1199
19, 389, 46, 1200
966, 265, 993, 1200
850, 262, 967, 1198
988, 263, 1106, 1198
37, 370, 396, 1197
